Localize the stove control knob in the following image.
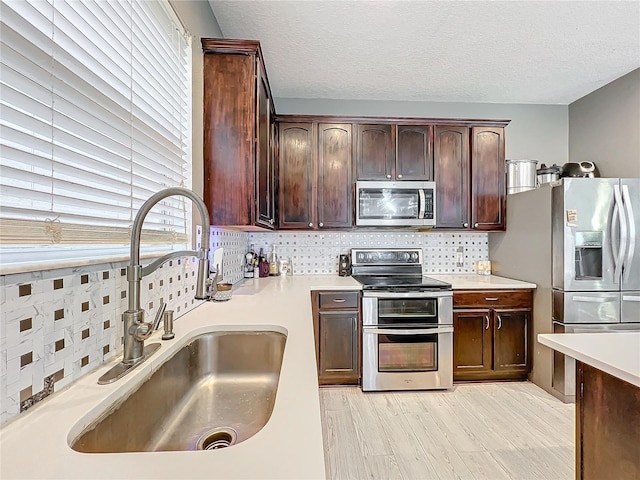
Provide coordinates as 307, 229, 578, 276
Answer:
402, 252, 410, 262
411, 252, 419, 262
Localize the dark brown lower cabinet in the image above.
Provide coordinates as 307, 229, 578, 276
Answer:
311, 290, 361, 385
453, 290, 532, 381
576, 361, 640, 480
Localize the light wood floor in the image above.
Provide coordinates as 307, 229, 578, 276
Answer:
319, 382, 575, 480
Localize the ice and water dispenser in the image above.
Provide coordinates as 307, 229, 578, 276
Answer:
574, 231, 603, 280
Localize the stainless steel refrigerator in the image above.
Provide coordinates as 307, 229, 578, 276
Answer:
489, 177, 640, 402
552, 178, 640, 400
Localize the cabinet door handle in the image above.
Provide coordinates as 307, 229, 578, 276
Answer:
319, 222, 324, 227
485, 315, 490, 330
386, 174, 392, 179
308, 222, 313, 227
485, 297, 498, 301
474, 223, 479, 228
497, 314, 503, 329
332, 298, 346, 303
397, 174, 403, 179
463, 222, 469, 228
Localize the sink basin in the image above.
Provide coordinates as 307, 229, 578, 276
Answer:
71, 330, 287, 453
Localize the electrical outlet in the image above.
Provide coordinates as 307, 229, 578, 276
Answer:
456, 246, 464, 267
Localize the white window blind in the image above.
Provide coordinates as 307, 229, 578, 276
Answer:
0, 0, 192, 268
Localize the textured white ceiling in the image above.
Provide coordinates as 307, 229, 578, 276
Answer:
208, 0, 640, 105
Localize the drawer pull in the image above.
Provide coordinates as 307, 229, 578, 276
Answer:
572, 296, 617, 303
332, 298, 346, 303
485, 297, 499, 301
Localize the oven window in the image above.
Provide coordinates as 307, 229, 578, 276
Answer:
378, 333, 438, 372
378, 298, 438, 326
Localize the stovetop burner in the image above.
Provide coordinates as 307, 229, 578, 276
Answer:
350, 248, 451, 291
352, 274, 452, 291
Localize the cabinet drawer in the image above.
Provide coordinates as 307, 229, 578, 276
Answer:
318, 291, 360, 310
454, 290, 532, 309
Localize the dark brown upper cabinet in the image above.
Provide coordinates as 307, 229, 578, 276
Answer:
434, 125, 506, 231
396, 125, 433, 180
355, 124, 433, 181
434, 126, 471, 228
354, 124, 394, 180
471, 126, 505, 231
202, 38, 276, 229
317, 124, 353, 229
279, 122, 353, 230
278, 123, 316, 229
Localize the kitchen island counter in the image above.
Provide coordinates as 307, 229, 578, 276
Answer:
538, 332, 640, 387
0, 275, 361, 480
538, 332, 640, 479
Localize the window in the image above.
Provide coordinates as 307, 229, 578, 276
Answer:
0, 0, 192, 270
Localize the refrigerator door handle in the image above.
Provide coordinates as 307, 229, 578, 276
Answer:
622, 295, 640, 302
621, 185, 635, 283
613, 185, 627, 284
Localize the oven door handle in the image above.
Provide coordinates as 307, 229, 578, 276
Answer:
363, 326, 454, 335
363, 290, 452, 298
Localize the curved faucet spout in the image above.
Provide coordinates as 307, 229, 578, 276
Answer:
127, 187, 211, 312
130, 187, 210, 267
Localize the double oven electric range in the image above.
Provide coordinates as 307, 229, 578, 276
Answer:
351, 248, 453, 391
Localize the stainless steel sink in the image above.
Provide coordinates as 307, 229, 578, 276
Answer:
71, 330, 287, 453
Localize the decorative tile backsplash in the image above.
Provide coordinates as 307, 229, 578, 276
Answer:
0, 227, 487, 425
0, 258, 204, 425
0, 227, 244, 426
249, 231, 489, 275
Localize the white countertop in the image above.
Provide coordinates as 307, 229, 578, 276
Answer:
0, 275, 361, 480
428, 274, 536, 290
538, 332, 640, 388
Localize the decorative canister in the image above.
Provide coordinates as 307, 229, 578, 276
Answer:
213, 283, 232, 302
506, 159, 538, 194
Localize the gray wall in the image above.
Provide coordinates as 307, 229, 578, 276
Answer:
169, 0, 222, 200
276, 98, 569, 166
169, 1, 222, 243
569, 68, 640, 178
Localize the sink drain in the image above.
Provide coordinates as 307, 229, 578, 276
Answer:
196, 427, 238, 450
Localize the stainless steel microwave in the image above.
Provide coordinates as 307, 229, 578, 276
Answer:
355, 181, 436, 227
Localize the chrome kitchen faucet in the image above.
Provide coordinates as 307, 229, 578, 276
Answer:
98, 187, 211, 384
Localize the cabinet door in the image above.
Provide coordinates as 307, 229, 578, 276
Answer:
471, 126, 505, 230
434, 126, 470, 228
255, 62, 275, 228
453, 310, 492, 378
203, 53, 255, 226
493, 309, 530, 372
278, 123, 315, 229
396, 125, 433, 180
318, 311, 360, 384
317, 124, 353, 229
354, 124, 394, 180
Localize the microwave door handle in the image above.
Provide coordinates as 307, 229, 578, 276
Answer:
418, 189, 426, 219
621, 185, 635, 283
613, 185, 627, 284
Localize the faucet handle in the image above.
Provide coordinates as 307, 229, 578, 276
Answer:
153, 302, 167, 331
